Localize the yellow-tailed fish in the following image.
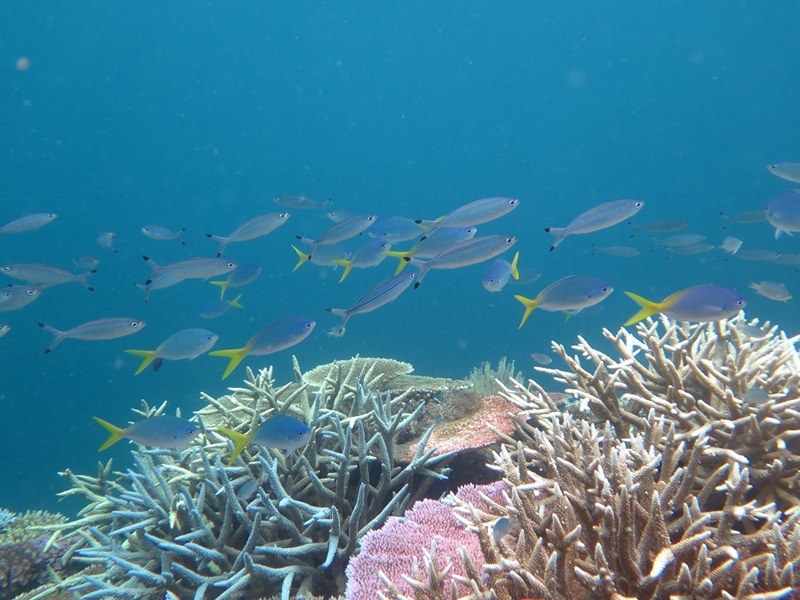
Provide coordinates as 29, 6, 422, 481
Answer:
415, 197, 519, 229
409, 235, 516, 288
296, 213, 377, 256
209, 263, 262, 299
326, 272, 415, 336
514, 275, 613, 328
209, 315, 316, 379
384, 226, 478, 274
767, 162, 800, 184
0, 212, 57, 234
217, 414, 311, 465
206, 212, 290, 257
367, 216, 426, 242
481, 252, 520, 292
140, 224, 186, 245
125, 328, 219, 375
39, 317, 146, 354
623, 284, 746, 326
0, 263, 96, 291
143, 256, 237, 281
93, 415, 199, 451
766, 189, 800, 238
545, 199, 644, 251
291, 244, 351, 271
0, 285, 41, 312
331, 238, 391, 282
198, 294, 244, 319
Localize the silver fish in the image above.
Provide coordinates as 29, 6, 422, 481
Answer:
73, 255, 100, 271
632, 219, 688, 233
135, 272, 183, 302
207, 212, 290, 256
291, 244, 351, 271
482, 252, 520, 292
93, 415, 199, 451
749, 281, 791, 302
721, 209, 767, 224
416, 197, 519, 229
331, 238, 392, 282
125, 328, 219, 375
767, 162, 800, 184
273, 195, 330, 210
624, 285, 745, 325
766, 189, 800, 238
719, 237, 743, 255
209, 263, 262, 299
384, 226, 478, 274
141, 225, 186, 245
0, 263, 95, 290
143, 256, 237, 281
39, 317, 146, 354
97, 231, 117, 252
545, 199, 644, 251
653, 233, 706, 247
326, 272, 415, 336
409, 235, 517, 288
594, 245, 641, 257
0, 285, 41, 312
368, 216, 425, 242
515, 275, 613, 327
0, 212, 57, 234
296, 214, 377, 255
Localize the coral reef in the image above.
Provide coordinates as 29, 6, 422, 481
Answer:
47, 361, 453, 599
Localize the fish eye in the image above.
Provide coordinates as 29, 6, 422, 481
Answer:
297, 429, 306, 437
26, 289, 36, 296
0, 267, 9, 272
280, 212, 289, 218
505, 237, 514, 243
509, 199, 519, 205
305, 322, 313, 328
227, 262, 235, 268
130, 321, 141, 328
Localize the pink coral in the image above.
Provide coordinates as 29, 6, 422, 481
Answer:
345, 499, 485, 600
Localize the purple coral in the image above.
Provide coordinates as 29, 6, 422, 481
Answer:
0, 533, 75, 599
345, 498, 485, 600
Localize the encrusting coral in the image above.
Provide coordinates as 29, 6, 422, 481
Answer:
353, 314, 800, 600
43, 358, 454, 599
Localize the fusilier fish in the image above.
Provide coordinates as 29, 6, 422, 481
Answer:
141, 224, 186, 245
545, 199, 644, 251
143, 256, 237, 281
409, 235, 517, 288
624, 285, 746, 326
632, 219, 687, 233
125, 328, 219, 375
73, 255, 100, 271
594, 245, 641, 257
368, 216, 425, 242
97, 231, 117, 252
514, 275, 613, 327
721, 209, 767, 225
209, 263, 262, 299
416, 197, 519, 229
135, 272, 183, 302
766, 189, 800, 238
0, 263, 95, 290
93, 415, 199, 451
209, 315, 316, 379
217, 414, 311, 465
206, 212, 290, 257
273, 195, 330, 210
296, 213, 377, 257
326, 272, 415, 336
331, 238, 392, 282
384, 226, 478, 274
0, 212, 57, 234
198, 294, 244, 319
39, 317, 146, 354
767, 162, 800, 184
653, 233, 706, 247
291, 244, 351, 271
482, 252, 520, 292
0, 285, 41, 311
749, 281, 791, 302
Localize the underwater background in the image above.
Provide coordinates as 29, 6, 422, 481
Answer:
0, 1, 798, 515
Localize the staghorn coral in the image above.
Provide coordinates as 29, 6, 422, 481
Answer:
467, 357, 524, 396
49, 366, 452, 600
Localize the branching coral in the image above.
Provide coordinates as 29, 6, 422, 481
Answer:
47, 364, 452, 599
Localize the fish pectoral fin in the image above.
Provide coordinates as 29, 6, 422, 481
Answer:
217, 426, 253, 466
125, 349, 157, 375
209, 346, 250, 380
623, 291, 662, 326
514, 295, 540, 328
93, 417, 125, 452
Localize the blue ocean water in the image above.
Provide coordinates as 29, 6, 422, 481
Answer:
1, 2, 798, 514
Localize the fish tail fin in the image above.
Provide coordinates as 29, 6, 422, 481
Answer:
77, 270, 96, 291
331, 259, 354, 282
93, 417, 125, 451
510, 251, 520, 280
142, 255, 160, 271
124, 349, 157, 376
563, 310, 574, 323
381, 250, 411, 274
216, 426, 254, 466
544, 227, 567, 251
209, 280, 228, 299
229, 294, 244, 309
291, 245, 311, 272
209, 346, 250, 380
623, 291, 661, 326
513, 295, 541, 328
38, 322, 65, 354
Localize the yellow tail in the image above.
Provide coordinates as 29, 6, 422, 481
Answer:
331, 259, 354, 283
209, 280, 228, 299
125, 349, 157, 376
229, 293, 244, 309
510, 251, 520, 280
514, 295, 541, 329
208, 346, 250, 380
217, 426, 254, 466
382, 249, 411, 275
623, 291, 661, 326
93, 416, 125, 451
291, 245, 311, 272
